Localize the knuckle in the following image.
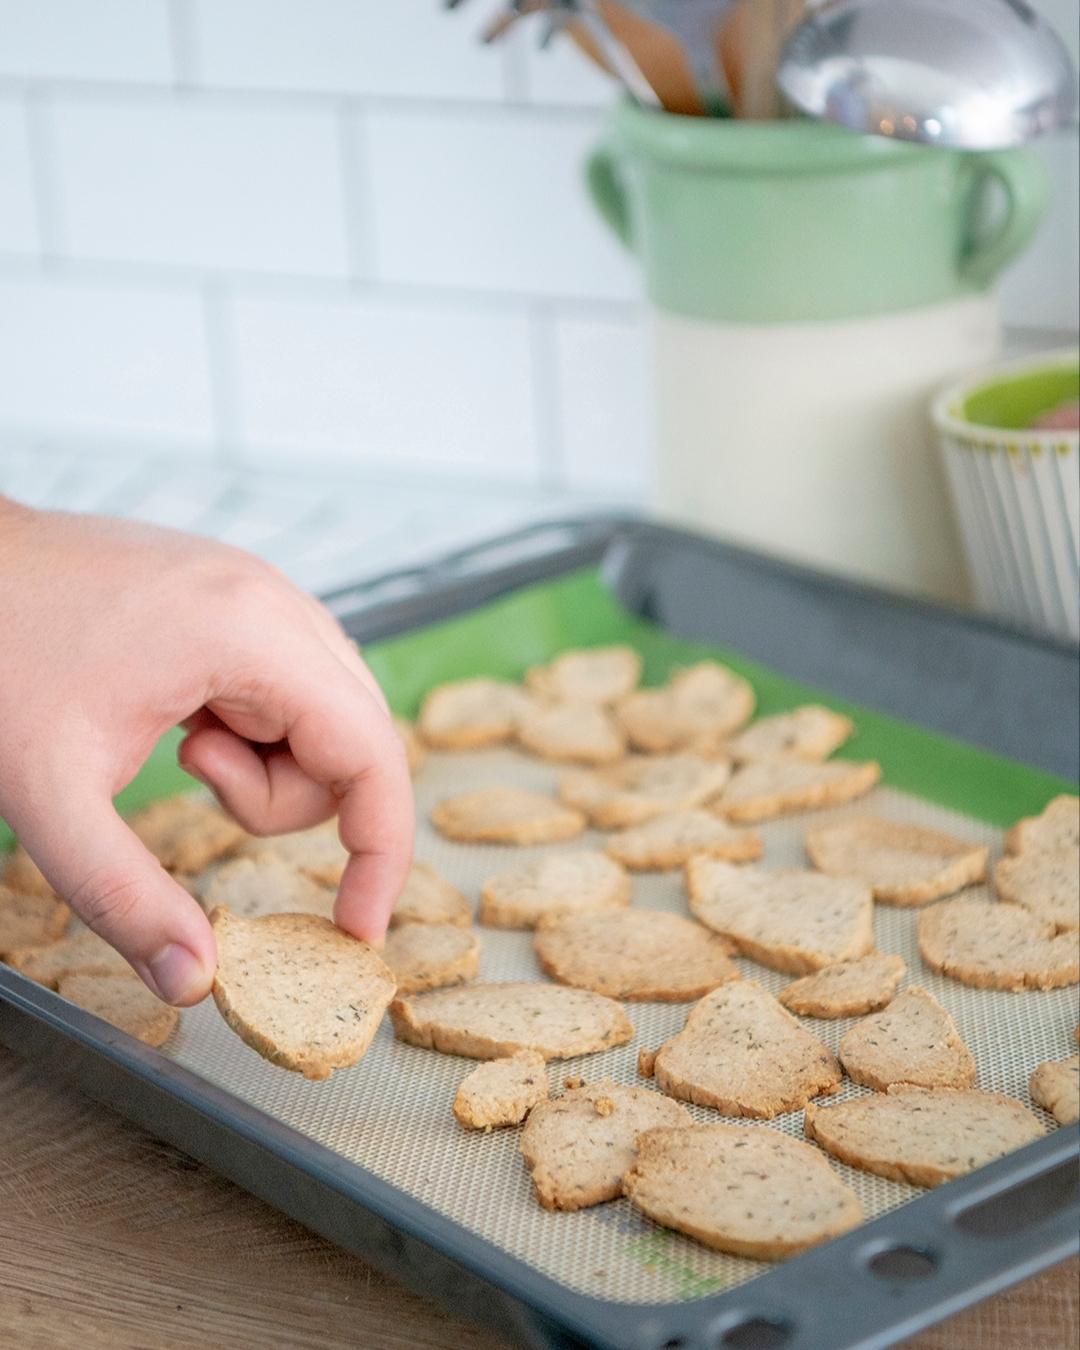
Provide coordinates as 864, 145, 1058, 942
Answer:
71, 867, 145, 932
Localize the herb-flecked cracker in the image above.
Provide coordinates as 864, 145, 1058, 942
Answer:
210, 908, 396, 1081
604, 809, 762, 871
453, 1052, 549, 1130
805, 816, 988, 906
479, 851, 630, 930
839, 986, 976, 1091
431, 788, 586, 845
382, 923, 480, 995
57, 972, 179, 1048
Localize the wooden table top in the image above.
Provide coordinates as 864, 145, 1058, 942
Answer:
1, 1046, 1075, 1350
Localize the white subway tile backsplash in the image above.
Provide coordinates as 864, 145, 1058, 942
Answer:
1000, 129, 1080, 333
364, 105, 640, 301
0, 0, 173, 84
51, 96, 351, 277
230, 291, 540, 479
553, 311, 652, 494
0, 95, 38, 254
0, 274, 214, 442
191, 0, 508, 101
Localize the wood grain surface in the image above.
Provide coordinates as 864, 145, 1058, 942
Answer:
0, 1044, 1075, 1350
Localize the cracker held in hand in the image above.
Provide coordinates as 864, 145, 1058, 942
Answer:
778, 953, 907, 1019
390, 863, 471, 928
418, 677, 533, 750
201, 855, 334, 920
2, 844, 55, 899
242, 819, 348, 887
5, 928, 130, 987
724, 705, 855, 764
652, 980, 841, 1117
721, 759, 881, 823
382, 923, 480, 995
995, 847, 1079, 933
519, 1080, 691, 1210
1029, 1056, 1080, 1125
526, 645, 642, 705
605, 810, 763, 871
623, 1124, 863, 1260
453, 1052, 549, 1130
393, 715, 425, 776
431, 788, 586, 846
805, 817, 988, 907
804, 1087, 1044, 1187
389, 982, 633, 1060
479, 851, 630, 930
210, 909, 396, 1081
616, 661, 755, 753
58, 972, 179, 1048
534, 909, 739, 1002
839, 986, 975, 1092
516, 701, 627, 766
559, 755, 731, 830
917, 895, 1080, 991
0, 885, 70, 955
1005, 794, 1080, 856
129, 796, 246, 874
686, 858, 874, 974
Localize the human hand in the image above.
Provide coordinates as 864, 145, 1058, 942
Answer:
0, 498, 413, 1005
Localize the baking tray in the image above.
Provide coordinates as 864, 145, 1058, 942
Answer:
1, 516, 1078, 1350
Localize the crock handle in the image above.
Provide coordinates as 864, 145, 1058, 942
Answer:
585, 143, 634, 250
960, 149, 1047, 288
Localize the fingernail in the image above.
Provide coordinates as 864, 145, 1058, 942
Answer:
146, 943, 208, 1005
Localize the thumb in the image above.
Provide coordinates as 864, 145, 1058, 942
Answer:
14, 792, 217, 1006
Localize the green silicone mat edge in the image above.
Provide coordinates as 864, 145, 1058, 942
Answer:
2, 566, 1073, 851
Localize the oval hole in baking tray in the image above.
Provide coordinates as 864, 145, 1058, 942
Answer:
716, 1316, 793, 1348
866, 1245, 939, 1281
951, 1158, 1080, 1238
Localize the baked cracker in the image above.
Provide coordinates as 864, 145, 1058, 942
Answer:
390, 863, 472, 928
604, 809, 763, 871
382, 922, 480, 995
623, 1124, 863, 1260
805, 816, 988, 906
431, 787, 586, 846
129, 796, 246, 874
516, 701, 626, 766
241, 818, 349, 887
388, 982, 633, 1061
201, 854, 335, 920
917, 895, 1080, 991
57, 972, 179, 1048
479, 851, 630, 930
778, 953, 907, 1018
839, 986, 976, 1091
453, 1052, 549, 1130
995, 847, 1079, 933
0, 885, 71, 955
1005, 795, 1080, 856
1029, 1055, 1080, 1125
210, 908, 396, 1081
559, 755, 731, 830
418, 678, 533, 750
525, 646, 642, 706
616, 662, 755, 753
804, 1086, 1044, 1187
686, 858, 874, 974
652, 979, 842, 1118
721, 705, 855, 763
533, 909, 739, 1001
519, 1079, 691, 1211
721, 759, 881, 823
5, 928, 130, 987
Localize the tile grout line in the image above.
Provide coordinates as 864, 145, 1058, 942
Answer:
166, 0, 200, 91
22, 86, 65, 265
528, 301, 567, 493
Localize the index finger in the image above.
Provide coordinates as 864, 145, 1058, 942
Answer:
215, 649, 414, 944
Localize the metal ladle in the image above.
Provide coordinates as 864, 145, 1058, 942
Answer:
777, 0, 1078, 148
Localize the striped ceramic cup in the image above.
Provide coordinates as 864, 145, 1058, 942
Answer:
934, 349, 1079, 644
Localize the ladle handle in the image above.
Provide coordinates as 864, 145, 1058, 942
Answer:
960, 149, 1047, 288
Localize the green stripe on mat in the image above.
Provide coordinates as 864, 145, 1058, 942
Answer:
1, 567, 1073, 852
